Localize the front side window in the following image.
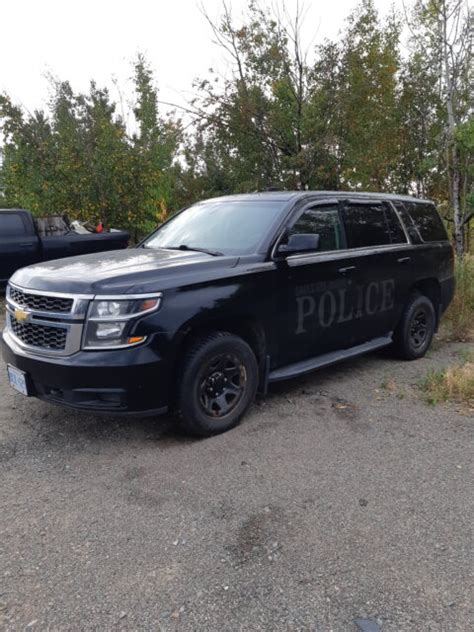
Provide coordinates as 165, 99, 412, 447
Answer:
0, 213, 25, 236
289, 205, 343, 252
143, 200, 287, 256
343, 203, 391, 248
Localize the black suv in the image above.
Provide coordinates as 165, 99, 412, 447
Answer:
2, 192, 454, 436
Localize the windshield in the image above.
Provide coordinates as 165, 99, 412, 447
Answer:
142, 200, 287, 255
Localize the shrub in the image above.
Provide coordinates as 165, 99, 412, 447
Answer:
440, 255, 474, 341
421, 362, 474, 406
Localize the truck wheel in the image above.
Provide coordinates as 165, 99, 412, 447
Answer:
393, 293, 436, 360
177, 332, 259, 436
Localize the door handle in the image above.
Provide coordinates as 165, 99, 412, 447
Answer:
397, 256, 411, 264
338, 265, 356, 274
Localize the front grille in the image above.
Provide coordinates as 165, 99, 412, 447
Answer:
6, 284, 90, 356
9, 287, 73, 313
9, 316, 67, 351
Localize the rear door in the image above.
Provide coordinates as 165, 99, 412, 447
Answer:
0, 212, 40, 283
340, 199, 412, 343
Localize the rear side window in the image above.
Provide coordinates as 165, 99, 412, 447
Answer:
392, 201, 419, 242
406, 202, 447, 242
289, 205, 343, 252
384, 205, 407, 244
343, 203, 391, 248
0, 213, 25, 236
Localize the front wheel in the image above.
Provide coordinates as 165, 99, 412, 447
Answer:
393, 293, 436, 360
177, 332, 259, 436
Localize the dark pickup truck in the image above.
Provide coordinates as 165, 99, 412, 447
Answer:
0, 209, 130, 288
2, 192, 454, 437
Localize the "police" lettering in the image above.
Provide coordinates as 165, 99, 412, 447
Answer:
295, 279, 395, 334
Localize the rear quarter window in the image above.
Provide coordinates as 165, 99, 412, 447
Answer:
406, 202, 447, 242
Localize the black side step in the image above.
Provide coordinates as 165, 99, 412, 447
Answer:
268, 335, 392, 383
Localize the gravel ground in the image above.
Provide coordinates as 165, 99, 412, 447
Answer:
0, 305, 472, 631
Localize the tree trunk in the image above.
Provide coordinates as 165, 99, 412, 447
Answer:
441, 0, 464, 256
450, 144, 463, 256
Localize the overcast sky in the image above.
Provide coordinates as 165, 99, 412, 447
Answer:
1, 0, 397, 118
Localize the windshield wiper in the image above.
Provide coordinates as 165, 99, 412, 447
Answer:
165, 244, 223, 257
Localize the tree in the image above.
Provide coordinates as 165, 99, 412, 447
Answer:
0, 1, 472, 253
396, 50, 444, 197
185, 1, 315, 193
0, 57, 181, 238
131, 55, 182, 234
334, 0, 402, 190
455, 117, 474, 249
407, 0, 472, 255
187, 1, 405, 193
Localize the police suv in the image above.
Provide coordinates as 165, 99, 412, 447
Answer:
2, 192, 454, 436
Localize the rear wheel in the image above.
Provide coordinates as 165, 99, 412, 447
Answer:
393, 293, 436, 360
177, 332, 259, 436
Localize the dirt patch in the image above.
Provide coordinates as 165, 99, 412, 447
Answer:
331, 397, 359, 419
0, 325, 472, 630
226, 506, 285, 565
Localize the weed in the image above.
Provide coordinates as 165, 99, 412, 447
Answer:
420, 362, 474, 406
440, 256, 474, 341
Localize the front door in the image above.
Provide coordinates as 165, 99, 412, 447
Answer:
275, 200, 360, 366
0, 213, 39, 283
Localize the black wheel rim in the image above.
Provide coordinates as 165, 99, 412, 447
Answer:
198, 353, 247, 419
410, 308, 429, 348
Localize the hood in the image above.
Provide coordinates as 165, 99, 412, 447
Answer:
11, 247, 240, 295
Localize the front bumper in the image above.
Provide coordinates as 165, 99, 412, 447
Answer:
2, 329, 171, 415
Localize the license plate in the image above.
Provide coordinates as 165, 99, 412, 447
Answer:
7, 365, 29, 396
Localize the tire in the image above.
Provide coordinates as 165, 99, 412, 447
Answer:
177, 332, 259, 437
393, 293, 436, 360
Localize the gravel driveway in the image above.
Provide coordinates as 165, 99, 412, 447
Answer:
0, 306, 472, 631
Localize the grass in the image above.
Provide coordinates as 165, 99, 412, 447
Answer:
420, 361, 474, 407
457, 349, 474, 364
440, 255, 474, 341
420, 255, 474, 407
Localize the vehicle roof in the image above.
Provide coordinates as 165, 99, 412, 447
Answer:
0, 208, 29, 212
201, 191, 433, 204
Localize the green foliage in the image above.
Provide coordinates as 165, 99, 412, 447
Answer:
0, 57, 181, 238
184, 0, 472, 211
0, 0, 472, 248
396, 50, 444, 197
456, 117, 474, 213
441, 255, 474, 341
183, 1, 313, 194
334, 1, 402, 189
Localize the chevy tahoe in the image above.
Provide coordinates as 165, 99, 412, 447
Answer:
2, 192, 454, 436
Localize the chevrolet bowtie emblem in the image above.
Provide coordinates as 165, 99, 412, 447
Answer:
14, 307, 29, 322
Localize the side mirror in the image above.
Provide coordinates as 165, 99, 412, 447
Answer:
278, 233, 320, 255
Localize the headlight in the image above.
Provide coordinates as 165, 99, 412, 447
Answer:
83, 294, 161, 349
88, 297, 161, 320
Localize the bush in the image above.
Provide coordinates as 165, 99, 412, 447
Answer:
421, 361, 474, 406
440, 255, 474, 341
